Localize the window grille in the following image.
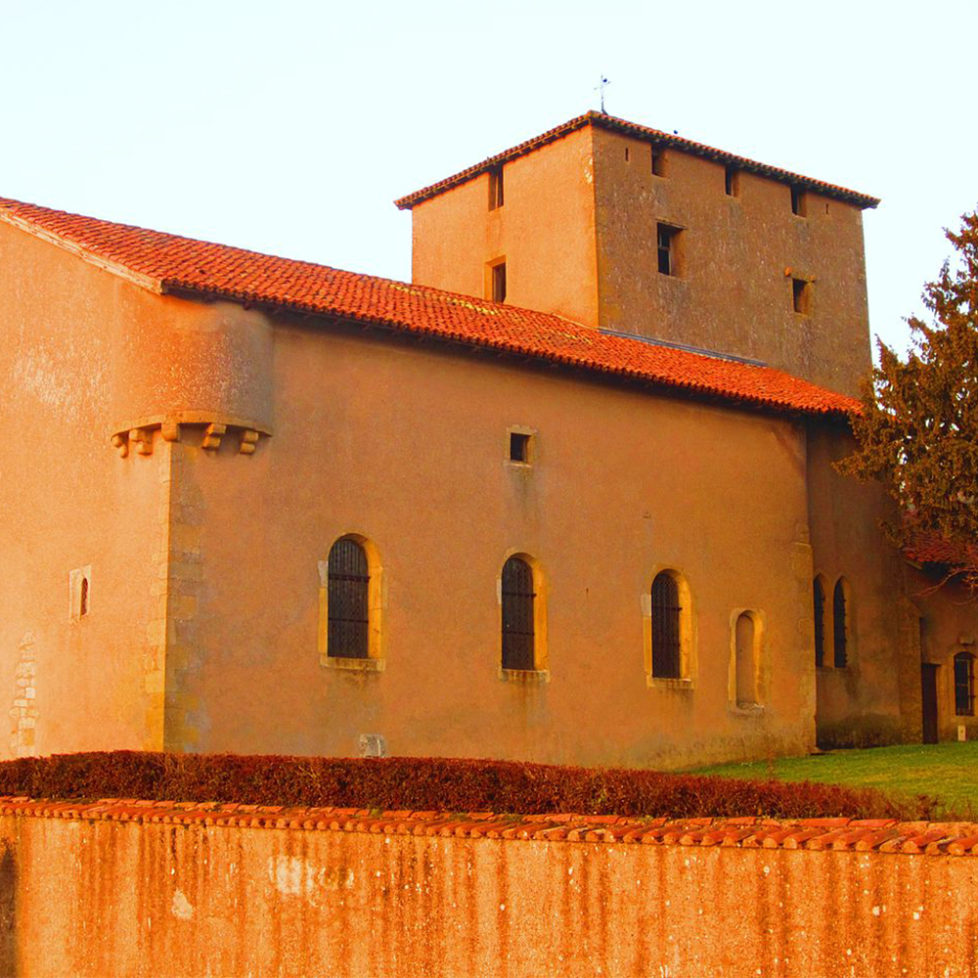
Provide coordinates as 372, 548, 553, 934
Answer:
651, 573, 681, 678
813, 578, 826, 667
327, 538, 369, 658
833, 579, 848, 668
955, 653, 975, 716
501, 556, 535, 670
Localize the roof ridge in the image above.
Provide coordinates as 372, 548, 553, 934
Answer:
394, 111, 879, 211
0, 195, 860, 419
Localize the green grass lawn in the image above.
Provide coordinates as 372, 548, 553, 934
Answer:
688, 742, 978, 820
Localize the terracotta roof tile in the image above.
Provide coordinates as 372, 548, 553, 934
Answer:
395, 111, 880, 211
0, 196, 859, 419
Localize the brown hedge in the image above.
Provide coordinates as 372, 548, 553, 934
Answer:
0, 752, 939, 821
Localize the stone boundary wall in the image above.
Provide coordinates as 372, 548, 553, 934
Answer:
0, 797, 976, 976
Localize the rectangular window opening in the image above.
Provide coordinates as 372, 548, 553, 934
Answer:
491, 261, 507, 303
509, 431, 531, 463
488, 165, 504, 210
792, 277, 811, 314
725, 166, 739, 197
791, 186, 806, 216
651, 146, 666, 177
657, 223, 680, 277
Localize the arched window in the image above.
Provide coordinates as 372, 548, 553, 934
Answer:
327, 538, 369, 659
813, 576, 826, 667
735, 612, 757, 706
833, 578, 849, 668
955, 652, 975, 717
651, 572, 682, 678
501, 556, 536, 670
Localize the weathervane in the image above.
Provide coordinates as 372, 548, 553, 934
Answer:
595, 76, 610, 114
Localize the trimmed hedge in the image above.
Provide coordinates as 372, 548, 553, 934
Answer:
0, 752, 939, 821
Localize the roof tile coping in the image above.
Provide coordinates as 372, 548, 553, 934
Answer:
395, 111, 880, 211
0, 797, 973, 856
0, 196, 859, 421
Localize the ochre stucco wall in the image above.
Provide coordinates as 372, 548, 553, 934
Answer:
157, 309, 817, 767
0, 222, 166, 755
806, 423, 913, 747
1, 803, 977, 978
409, 125, 600, 327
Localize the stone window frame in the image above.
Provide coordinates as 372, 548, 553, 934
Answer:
642, 567, 696, 690
318, 534, 386, 672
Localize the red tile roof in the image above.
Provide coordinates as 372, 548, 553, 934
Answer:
395, 111, 880, 211
0, 196, 859, 418
0, 797, 974, 855
905, 531, 978, 570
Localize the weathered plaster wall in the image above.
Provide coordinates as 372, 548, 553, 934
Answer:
0, 221, 275, 760
1, 801, 977, 978
913, 573, 978, 743
409, 125, 600, 326
167, 312, 817, 767
0, 222, 165, 756
592, 126, 872, 396
806, 423, 921, 748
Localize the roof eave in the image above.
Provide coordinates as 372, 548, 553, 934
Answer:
395, 111, 880, 211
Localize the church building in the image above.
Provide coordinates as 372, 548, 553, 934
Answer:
1, 111, 974, 767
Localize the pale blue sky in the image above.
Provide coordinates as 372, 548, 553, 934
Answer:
3, 0, 975, 358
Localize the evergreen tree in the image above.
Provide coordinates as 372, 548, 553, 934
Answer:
841, 210, 978, 589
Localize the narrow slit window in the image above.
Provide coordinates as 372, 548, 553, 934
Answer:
501, 556, 536, 670
79, 577, 89, 617
791, 186, 806, 216
657, 224, 680, 277
488, 165, 504, 210
955, 652, 975, 716
792, 277, 811, 314
833, 578, 848, 668
491, 262, 507, 303
724, 166, 739, 197
651, 146, 666, 177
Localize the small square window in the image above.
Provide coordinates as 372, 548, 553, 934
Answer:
725, 166, 739, 197
657, 223, 681, 276
509, 431, 531, 463
651, 146, 666, 177
488, 165, 504, 210
791, 186, 806, 216
792, 277, 811, 314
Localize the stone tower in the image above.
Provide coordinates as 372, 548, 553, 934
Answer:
397, 112, 879, 396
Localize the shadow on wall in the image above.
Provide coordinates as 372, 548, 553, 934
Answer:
0, 844, 16, 978
816, 714, 903, 750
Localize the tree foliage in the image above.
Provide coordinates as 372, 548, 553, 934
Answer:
841, 210, 978, 589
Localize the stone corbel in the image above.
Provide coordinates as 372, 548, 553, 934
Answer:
201, 423, 227, 451
238, 429, 260, 455
129, 428, 154, 456
111, 414, 270, 458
